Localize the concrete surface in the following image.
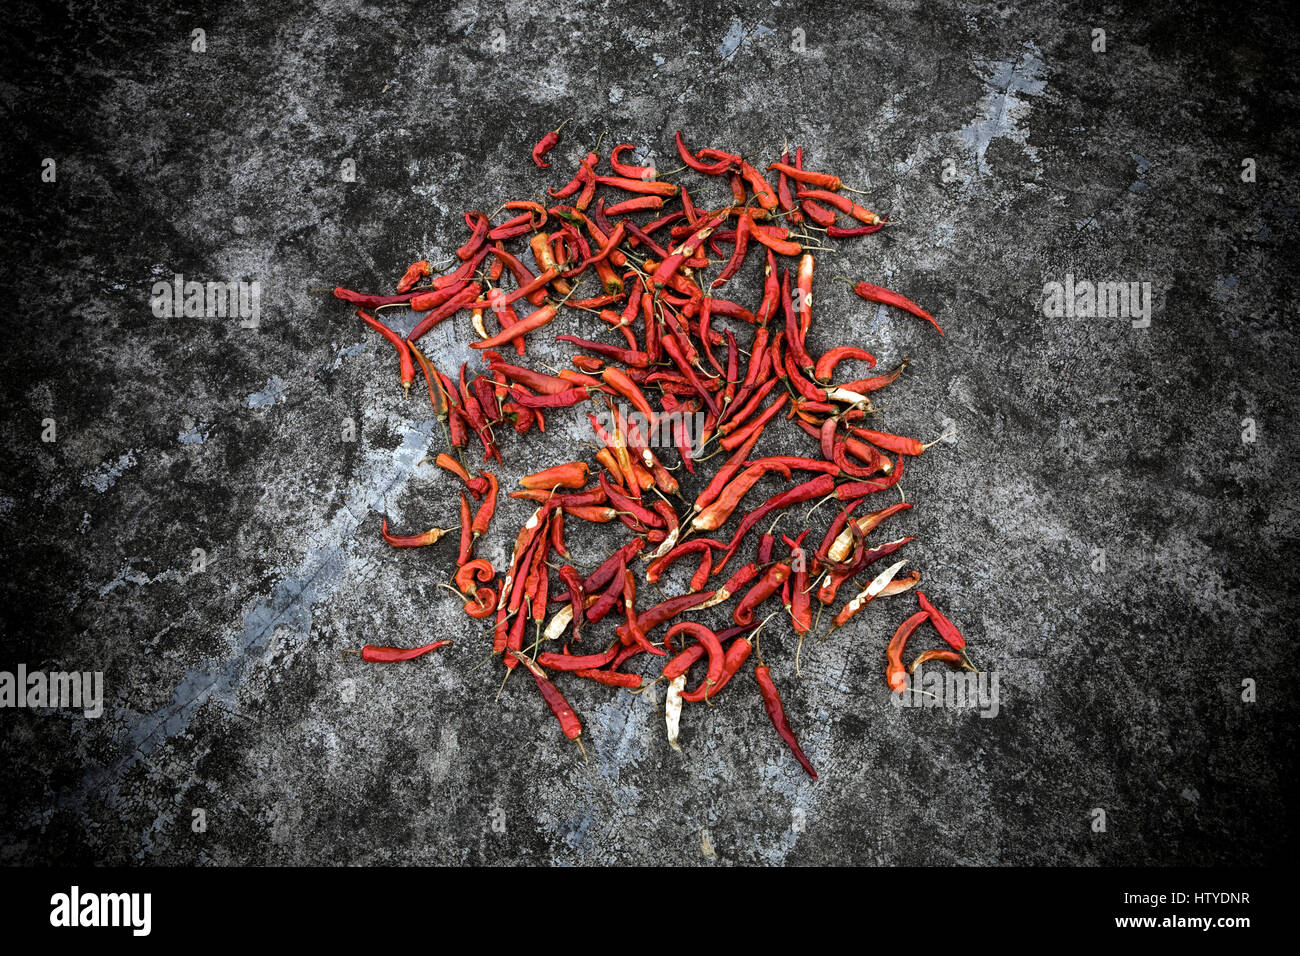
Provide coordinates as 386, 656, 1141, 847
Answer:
1, 0, 1296, 865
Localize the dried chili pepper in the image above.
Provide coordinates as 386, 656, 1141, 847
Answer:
754, 654, 817, 779
532, 118, 570, 168
345, 641, 450, 662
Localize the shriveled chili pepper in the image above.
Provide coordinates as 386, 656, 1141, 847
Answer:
916, 591, 967, 652
408, 283, 480, 343
823, 501, 912, 564
456, 493, 474, 565
548, 152, 596, 198
512, 651, 584, 747
754, 657, 817, 780
432, 453, 489, 498
396, 259, 431, 293
831, 559, 910, 629
783, 531, 813, 635
345, 641, 450, 662
531, 118, 570, 168
674, 130, 734, 174
647, 538, 721, 589
718, 392, 789, 451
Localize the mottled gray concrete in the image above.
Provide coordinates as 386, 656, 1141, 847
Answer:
1, 0, 1296, 865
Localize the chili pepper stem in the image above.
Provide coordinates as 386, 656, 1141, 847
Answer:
921, 428, 957, 449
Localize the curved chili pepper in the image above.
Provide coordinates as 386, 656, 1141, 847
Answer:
815, 346, 877, 381
909, 648, 970, 674
674, 130, 733, 174
396, 259, 431, 293
647, 538, 721, 587
663, 622, 725, 701
627, 591, 717, 640
455, 558, 496, 594
886, 609, 930, 693
823, 501, 911, 564
531, 119, 569, 168
356, 310, 415, 397
734, 563, 790, 626
549, 152, 596, 198
433, 453, 489, 498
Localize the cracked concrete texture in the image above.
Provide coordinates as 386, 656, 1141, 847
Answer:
1, 0, 1297, 865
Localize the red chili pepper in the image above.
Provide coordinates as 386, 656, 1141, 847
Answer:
380, 518, 453, 548
827, 222, 886, 239
455, 557, 495, 595
719, 392, 789, 451
549, 152, 596, 198
754, 662, 817, 779
347, 641, 450, 662
796, 188, 884, 226
465, 474, 497, 540
576, 668, 642, 688
356, 310, 415, 397
674, 131, 734, 174
916, 591, 967, 651
734, 563, 790, 626
886, 609, 930, 692
396, 260, 431, 293
531, 118, 570, 168
814, 346, 877, 381
766, 161, 842, 191
518, 461, 589, 491
852, 281, 942, 335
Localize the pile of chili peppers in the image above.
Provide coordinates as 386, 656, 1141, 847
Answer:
331, 127, 975, 779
